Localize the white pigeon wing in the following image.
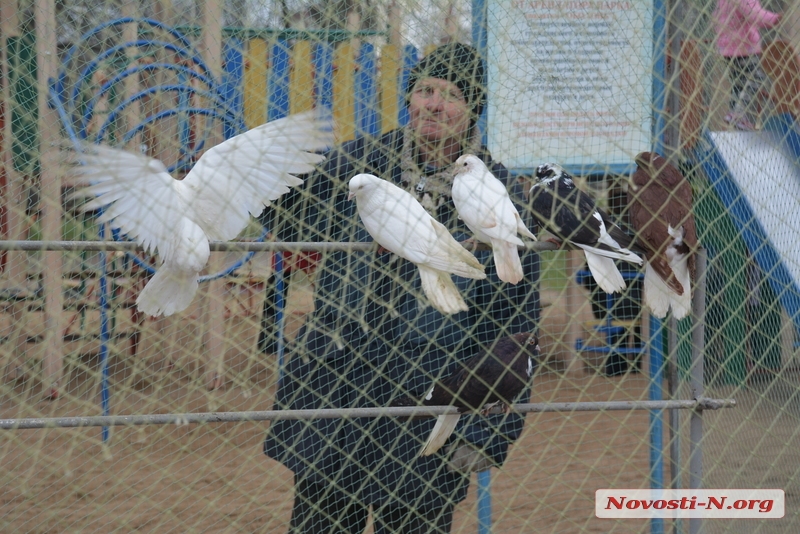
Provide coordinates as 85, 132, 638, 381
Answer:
75, 144, 185, 262
185, 111, 333, 241
452, 176, 498, 244
581, 248, 626, 293
351, 174, 483, 314
425, 219, 486, 278
643, 262, 671, 318
358, 181, 484, 278
453, 169, 525, 246
361, 187, 433, 264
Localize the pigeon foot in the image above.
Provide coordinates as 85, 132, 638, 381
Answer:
208, 372, 224, 391
480, 401, 502, 416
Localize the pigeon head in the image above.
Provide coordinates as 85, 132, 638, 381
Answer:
509, 332, 540, 355
534, 163, 564, 183
502, 332, 540, 380
631, 152, 652, 192
531, 163, 574, 196
632, 151, 658, 182
453, 154, 485, 177
633, 151, 683, 189
347, 173, 380, 201
633, 151, 654, 170
635, 151, 676, 177
494, 332, 540, 362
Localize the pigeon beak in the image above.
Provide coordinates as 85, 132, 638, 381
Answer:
633, 153, 650, 169
626, 171, 639, 192
631, 154, 651, 192
347, 191, 356, 201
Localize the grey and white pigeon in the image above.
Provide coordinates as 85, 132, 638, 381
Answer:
405, 333, 539, 457
452, 154, 537, 284
347, 173, 486, 315
530, 163, 645, 293
71, 111, 333, 317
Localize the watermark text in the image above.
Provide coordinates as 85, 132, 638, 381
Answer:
596, 489, 784, 518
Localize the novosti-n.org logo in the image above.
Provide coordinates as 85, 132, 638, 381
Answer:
596, 489, 784, 518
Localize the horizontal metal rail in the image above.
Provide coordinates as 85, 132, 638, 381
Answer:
0, 398, 735, 430
0, 240, 559, 252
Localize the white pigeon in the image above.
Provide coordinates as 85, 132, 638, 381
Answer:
452, 154, 537, 284
71, 111, 333, 317
347, 173, 486, 315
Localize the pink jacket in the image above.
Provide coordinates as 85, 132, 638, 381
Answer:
713, 0, 780, 58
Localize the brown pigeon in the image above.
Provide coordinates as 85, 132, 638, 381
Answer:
410, 333, 539, 457
629, 152, 697, 319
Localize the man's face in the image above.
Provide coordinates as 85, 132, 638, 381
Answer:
407, 78, 471, 145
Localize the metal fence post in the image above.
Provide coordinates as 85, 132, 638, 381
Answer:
668, 316, 682, 534
649, 315, 665, 534
477, 470, 492, 534
689, 249, 707, 534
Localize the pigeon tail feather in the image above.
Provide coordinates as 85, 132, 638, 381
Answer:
588, 245, 643, 265
492, 240, 524, 284
516, 213, 538, 240
419, 414, 461, 456
643, 262, 672, 319
643, 256, 691, 319
668, 255, 692, 319
429, 220, 486, 279
583, 250, 626, 293
136, 267, 199, 317
648, 255, 684, 295
418, 266, 469, 315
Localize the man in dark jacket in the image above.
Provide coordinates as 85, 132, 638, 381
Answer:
263, 42, 539, 533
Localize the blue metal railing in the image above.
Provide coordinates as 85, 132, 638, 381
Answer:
575, 269, 646, 357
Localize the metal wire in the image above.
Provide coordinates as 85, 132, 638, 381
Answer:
0, 399, 736, 430
0, 240, 558, 252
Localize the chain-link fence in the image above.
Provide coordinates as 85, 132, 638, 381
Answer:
1, 0, 799, 532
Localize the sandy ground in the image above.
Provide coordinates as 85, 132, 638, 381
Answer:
1, 274, 799, 533
3, 370, 798, 534
0, 370, 656, 534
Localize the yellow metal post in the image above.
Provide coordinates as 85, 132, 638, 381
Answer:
36, 0, 64, 398
200, 0, 227, 391
333, 40, 355, 142
244, 38, 269, 128
380, 44, 401, 134
290, 40, 314, 115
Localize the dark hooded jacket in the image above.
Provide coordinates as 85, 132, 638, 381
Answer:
262, 128, 539, 509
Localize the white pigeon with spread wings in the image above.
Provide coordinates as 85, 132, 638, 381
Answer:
452, 154, 537, 284
347, 173, 486, 315
72, 111, 333, 317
